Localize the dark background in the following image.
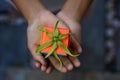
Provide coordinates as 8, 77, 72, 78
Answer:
0, 0, 120, 80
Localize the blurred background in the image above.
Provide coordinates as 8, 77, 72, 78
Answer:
0, 0, 120, 80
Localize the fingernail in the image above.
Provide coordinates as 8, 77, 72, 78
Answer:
61, 68, 67, 73
68, 65, 73, 71
35, 63, 39, 68
75, 62, 80, 67
41, 66, 46, 72
46, 70, 50, 74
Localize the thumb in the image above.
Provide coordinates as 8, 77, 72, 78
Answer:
70, 36, 82, 54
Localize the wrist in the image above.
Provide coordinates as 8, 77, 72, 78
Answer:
58, 10, 81, 22
28, 9, 49, 25
57, 11, 80, 23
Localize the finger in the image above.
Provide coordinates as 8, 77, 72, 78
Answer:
70, 36, 82, 54
41, 59, 53, 73
48, 56, 67, 73
60, 57, 73, 71
41, 65, 47, 72
33, 55, 47, 66
68, 56, 80, 67
29, 45, 47, 66
46, 65, 54, 74
35, 61, 41, 68
69, 48, 81, 67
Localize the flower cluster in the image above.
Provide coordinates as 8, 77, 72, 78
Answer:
35, 20, 79, 69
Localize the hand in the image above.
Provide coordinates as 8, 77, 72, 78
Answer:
27, 11, 79, 73
27, 11, 55, 74
13, 0, 86, 74
57, 11, 82, 68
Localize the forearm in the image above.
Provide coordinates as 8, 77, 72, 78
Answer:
12, 0, 48, 23
61, 0, 93, 21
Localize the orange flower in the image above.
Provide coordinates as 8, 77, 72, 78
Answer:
36, 20, 79, 70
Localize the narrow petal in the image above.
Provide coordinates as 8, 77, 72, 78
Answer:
54, 20, 60, 37
59, 33, 72, 40
45, 42, 57, 58
46, 32, 53, 38
38, 27, 53, 38
35, 40, 53, 54
57, 41, 80, 57
53, 51, 62, 70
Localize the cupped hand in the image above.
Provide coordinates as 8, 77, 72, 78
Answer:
27, 11, 80, 73
27, 11, 55, 74
57, 11, 82, 68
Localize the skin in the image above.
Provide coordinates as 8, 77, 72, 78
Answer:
12, 0, 93, 74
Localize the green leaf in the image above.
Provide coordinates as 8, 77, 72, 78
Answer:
53, 51, 62, 70
38, 27, 53, 38
59, 33, 72, 40
45, 42, 57, 58
35, 40, 53, 54
54, 20, 60, 37
57, 41, 80, 57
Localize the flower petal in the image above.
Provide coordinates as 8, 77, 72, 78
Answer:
45, 42, 57, 58
35, 40, 53, 55
53, 51, 62, 70
54, 20, 60, 37
57, 41, 80, 57
38, 27, 53, 38
59, 33, 72, 40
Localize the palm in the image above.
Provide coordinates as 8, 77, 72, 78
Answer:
27, 11, 81, 73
